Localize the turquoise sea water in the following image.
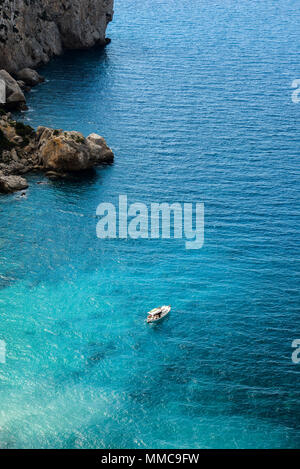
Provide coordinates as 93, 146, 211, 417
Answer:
0, 0, 300, 448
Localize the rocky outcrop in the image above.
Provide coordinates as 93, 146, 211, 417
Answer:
0, 0, 114, 74
0, 68, 45, 110
0, 70, 26, 110
0, 1, 115, 193
86, 133, 115, 162
37, 127, 114, 172
0, 113, 114, 193
16, 68, 45, 87
0, 173, 28, 193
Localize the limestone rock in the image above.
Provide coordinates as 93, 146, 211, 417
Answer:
17, 80, 28, 92
0, 115, 38, 173
0, 70, 26, 109
0, 173, 28, 193
0, 1, 114, 74
37, 128, 114, 172
16, 68, 45, 87
87, 133, 114, 163
0, 116, 114, 190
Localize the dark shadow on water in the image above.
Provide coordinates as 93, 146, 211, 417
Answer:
46, 165, 113, 195
13, 44, 112, 123
86, 341, 118, 366
0, 275, 17, 291
50, 168, 98, 186
35, 45, 110, 80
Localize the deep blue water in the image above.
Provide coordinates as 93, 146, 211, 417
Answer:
0, 0, 300, 448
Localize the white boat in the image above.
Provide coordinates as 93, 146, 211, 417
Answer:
147, 305, 171, 323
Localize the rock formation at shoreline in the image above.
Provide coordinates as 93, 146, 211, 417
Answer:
0, 0, 115, 193
0, 114, 114, 193
0, 69, 27, 110
0, 0, 114, 74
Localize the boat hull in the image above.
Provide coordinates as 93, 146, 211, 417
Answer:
147, 306, 171, 323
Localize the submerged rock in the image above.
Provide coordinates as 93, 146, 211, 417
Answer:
45, 171, 69, 180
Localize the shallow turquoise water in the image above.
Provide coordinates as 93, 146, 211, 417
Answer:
0, 0, 300, 448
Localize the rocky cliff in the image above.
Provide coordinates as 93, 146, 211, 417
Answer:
0, 0, 115, 193
0, 0, 114, 73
